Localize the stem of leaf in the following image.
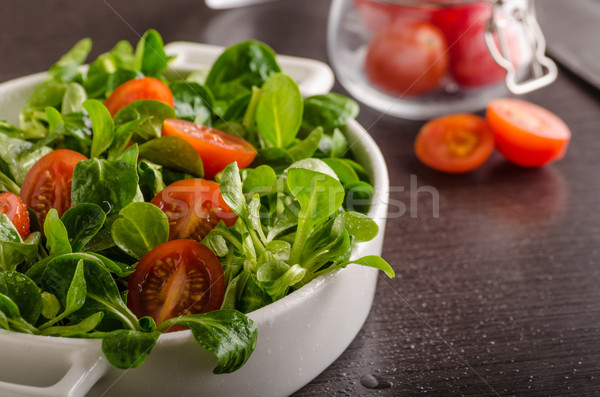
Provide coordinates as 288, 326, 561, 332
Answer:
88, 293, 140, 331
216, 230, 243, 252
9, 319, 39, 334
289, 220, 311, 266
248, 227, 266, 257
39, 311, 68, 330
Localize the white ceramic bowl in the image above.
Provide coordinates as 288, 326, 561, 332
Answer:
0, 43, 389, 397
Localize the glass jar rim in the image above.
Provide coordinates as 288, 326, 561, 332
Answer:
366, 0, 495, 6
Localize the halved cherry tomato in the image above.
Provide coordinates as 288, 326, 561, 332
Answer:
20, 149, 87, 225
415, 114, 495, 173
0, 192, 31, 239
162, 119, 257, 179
104, 77, 174, 116
127, 239, 226, 328
151, 179, 237, 241
364, 21, 449, 97
486, 99, 571, 167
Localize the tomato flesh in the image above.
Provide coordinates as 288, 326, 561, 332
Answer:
415, 114, 495, 173
151, 179, 237, 241
364, 21, 449, 97
486, 99, 571, 167
163, 119, 257, 179
127, 239, 225, 328
20, 149, 87, 225
105, 77, 174, 116
0, 192, 31, 239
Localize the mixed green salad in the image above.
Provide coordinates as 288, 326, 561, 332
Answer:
0, 30, 394, 372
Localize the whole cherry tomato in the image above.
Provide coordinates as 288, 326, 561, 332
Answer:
364, 21, 449, 97
432, 3, 523, 88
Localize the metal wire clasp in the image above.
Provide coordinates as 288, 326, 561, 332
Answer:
484, 0, 557, 94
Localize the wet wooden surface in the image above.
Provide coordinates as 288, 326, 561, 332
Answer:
1, 0, 599, 395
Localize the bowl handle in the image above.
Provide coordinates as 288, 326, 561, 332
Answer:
0, 331, 108, 397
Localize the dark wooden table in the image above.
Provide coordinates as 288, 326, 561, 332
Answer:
2, 1, 599, 395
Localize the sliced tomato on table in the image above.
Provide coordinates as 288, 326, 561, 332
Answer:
0, 192, 31, 239
20, 149, 87, 225
415, 114, 495, 173
364, 21, 449, 97
151, 178, 237, 242
104, 77, 174, 116
162, 119, 257, 179
486, 99, 571, 167
127, 239, 226, 328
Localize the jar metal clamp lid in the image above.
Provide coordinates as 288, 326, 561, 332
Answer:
485, 0, 557, 94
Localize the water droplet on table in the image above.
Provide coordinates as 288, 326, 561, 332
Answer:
360, 374, 393, 390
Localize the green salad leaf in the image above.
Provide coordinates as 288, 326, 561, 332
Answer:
0, 271, 42, 326
0, 214, 39, 272
135, 29, 170, 78
48, 38, 92, 83
62, 83, 88, 114
61, 203, 106, 252
40, 312, 104, 336
0, 132, 52, 184
206, 40, 281, 108
302, 93, 359, 130
84, 99, 115, 158
255, 73, 303, 148
102, 329, 161, 369
71, 158, 139, 213
138, 136, 204, 177
111, 202, 169, 260
43, 209, 72, 256
171, 81, 214, 125
113, 99, 176, 143
157, 310, 258, 374
42, 254, 140, 330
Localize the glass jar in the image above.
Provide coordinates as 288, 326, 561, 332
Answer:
327, 0, 557, 119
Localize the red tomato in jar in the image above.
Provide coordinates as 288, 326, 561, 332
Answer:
415, 114, 495, 174
151, 178, 237, 242
162, 119, 257, 180
486, 99, 571, 167
0, 192, 31, 239
20, 149, 87, 226
431, 3, 523, 88
127, 239, 226, 328
364, 21, 449, 97
105, 77, 174, 116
